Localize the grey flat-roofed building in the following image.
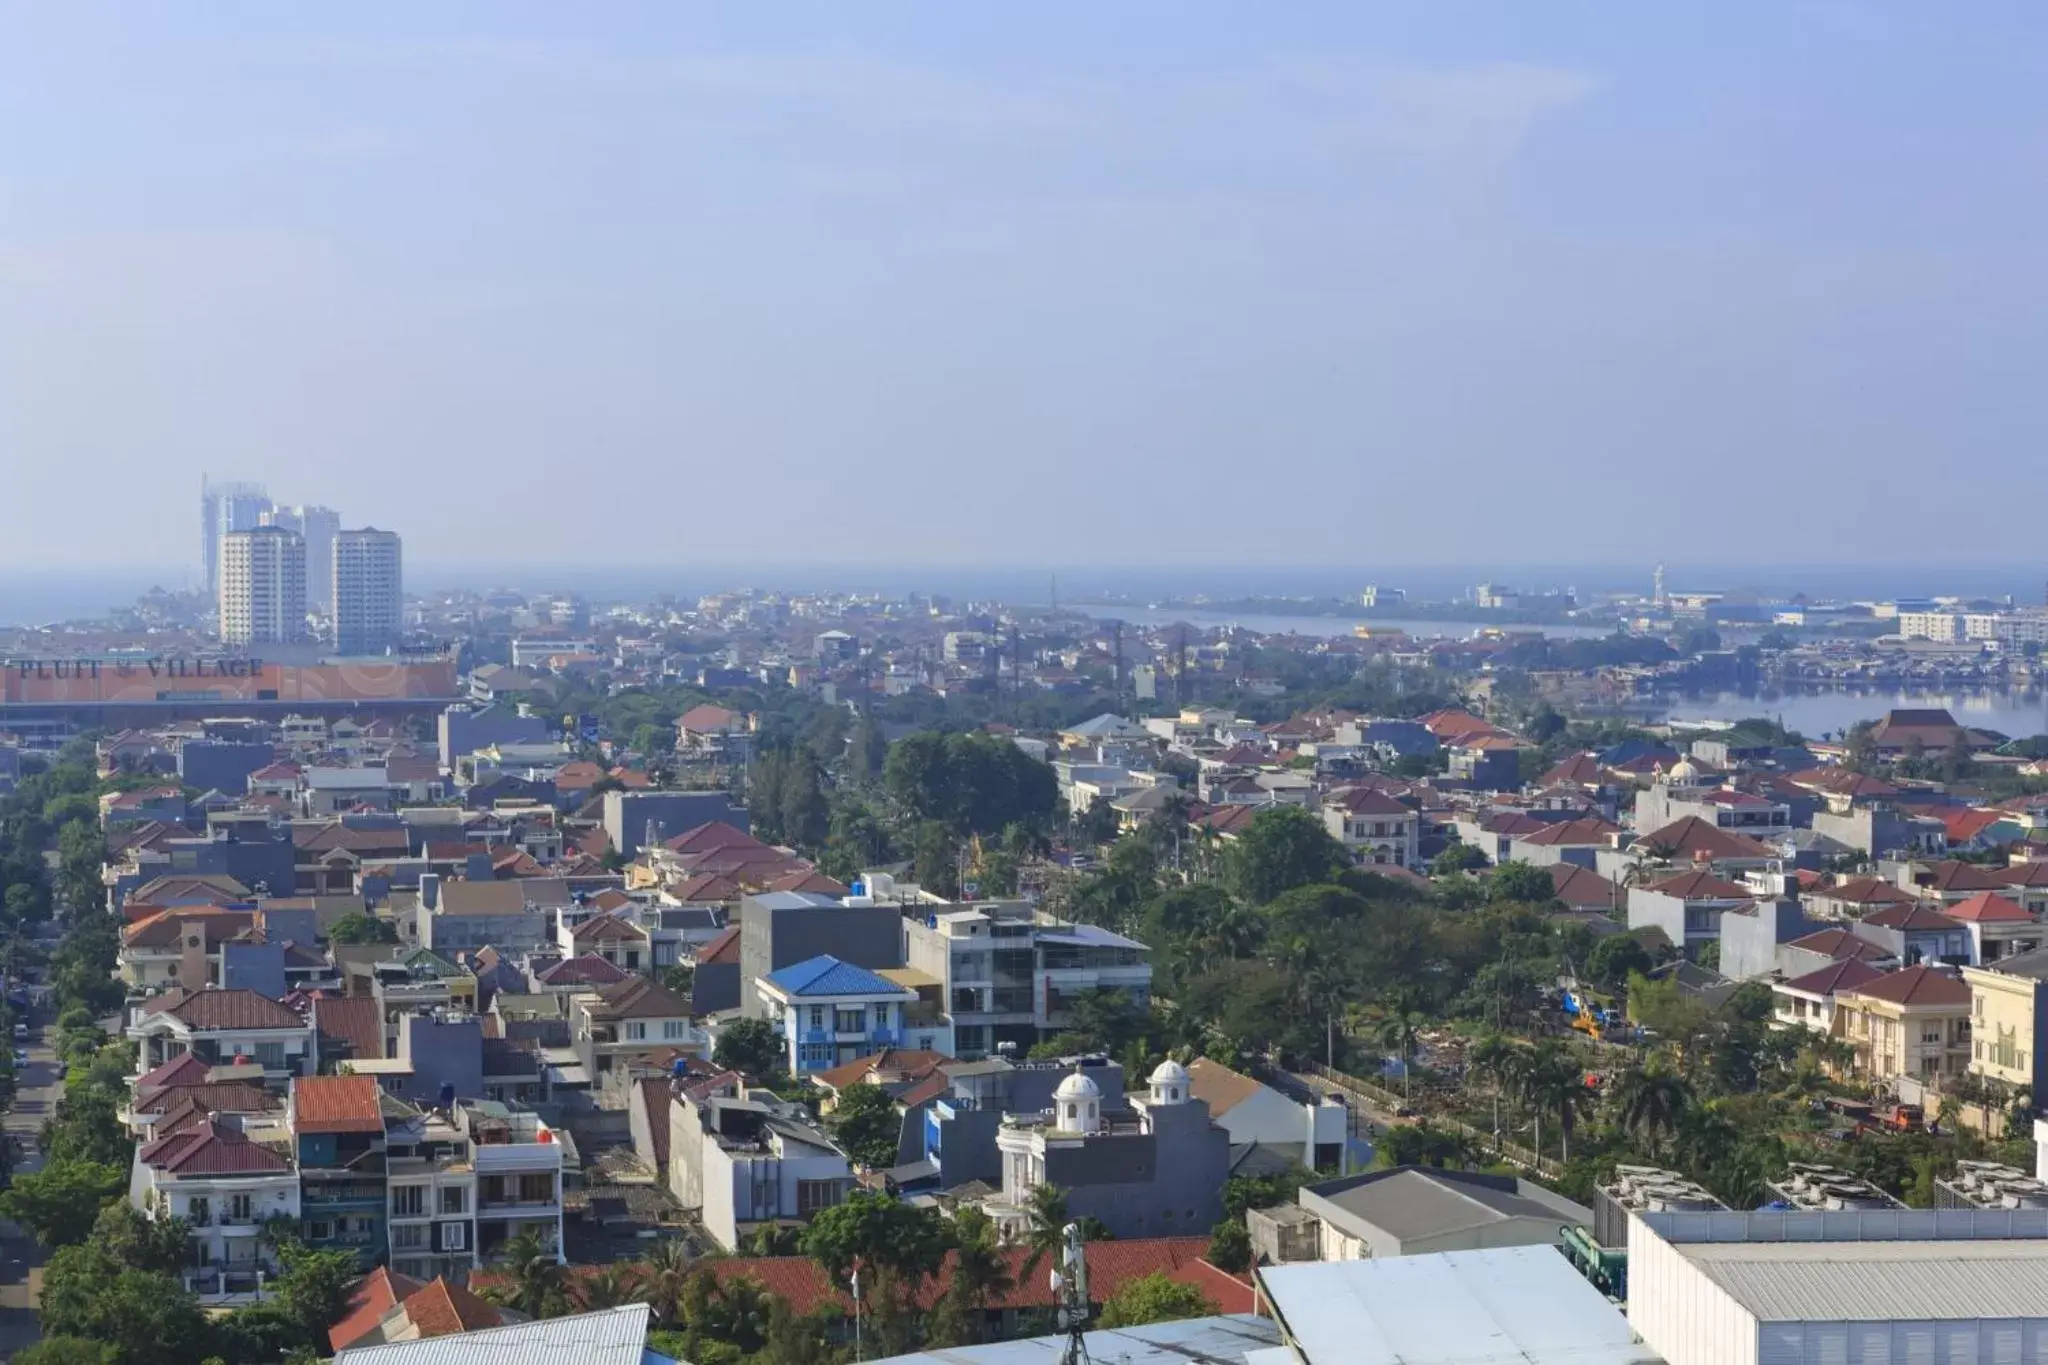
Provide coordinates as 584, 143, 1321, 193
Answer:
1298, 1168, 1592, 1260
737, 890, 899, 1017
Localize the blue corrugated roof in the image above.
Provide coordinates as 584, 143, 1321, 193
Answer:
762, 955, 904, 999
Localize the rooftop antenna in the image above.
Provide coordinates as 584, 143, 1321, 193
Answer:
1050, 572, 1058, 617
1052, 1221, 1093, 1365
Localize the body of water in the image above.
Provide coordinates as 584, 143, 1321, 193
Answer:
1080, 606, 1616, 641
1645, 689, 2048, 743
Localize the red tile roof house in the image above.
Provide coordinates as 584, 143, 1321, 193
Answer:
126, 987, 317, 1089
1853, 903, 1973, 970
132, 1112, 298, 1304
1939, 891, 2043, 964
1771, 958, 1888, 1035
473, 1236, 1252, 1341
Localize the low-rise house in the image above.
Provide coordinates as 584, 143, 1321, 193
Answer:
674, 704, 753, 762
383, 1100, 482, 1282
1805, 876, 1917, 922
572, 975, 701, 1083
292, 1075, 391, 1268
557, 910, 650, 971
1627, 869, 1753, 961
1831, 964, 1973, 1084
462, 1100, 566, 1262
128, 987, 315, 1087
1902, 859, 2013, 906
757, 956, 923, 1075
1963, 948, 2048, 1113
1623, 816, 1778, 876
1320, 788, 1421, 868
328, 1270, 507, 1354
1273, 1167, 1591, 1262
1185, 1057, 1346, 1171
1852, 902, 1973, 967
1506, 817, 1621, 870
418, 876, 570, 954
133, 1113, 299, 1304
667, 1076, 853, 1252
1771, 959, 1887, 1034
1944, 891, 2044, 965
1775, 926, 1899, 980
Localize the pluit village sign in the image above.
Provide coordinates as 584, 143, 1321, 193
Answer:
7, 657, 266, 679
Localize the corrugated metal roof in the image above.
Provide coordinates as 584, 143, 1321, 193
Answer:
1678, 1239, 2048, 1321
866, 1313, 1278, 1365
1260, 1246, 1654, 1365
334, 1304, 659, 1365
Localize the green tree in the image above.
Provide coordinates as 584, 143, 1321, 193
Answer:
638, 1239, 696, 1325
1224, 806, 1347, 905
712, 1017, 784, 1079
483, 1228, 569, 1319
1373, 1123, 1476, 1169
1430, 844, 1488, 876
1017, 1182, 1080, 1285
799, 1189, 949, 1290
38, 1242, 209, 1365
11, 1339, 116, 1365
1097, 1271, 1218, 1328
1488, 860, 1557, 904
265, 1240, 369, 1352
0, 1156, 126, 1247
325, 911, 397, 945
575, 1264, 647, 1312
88, 1202, 193, 1275
828, 1084, 905, 1170
930, 1207, 1014, 1347
1613, 1068, 1694, 1159
1205, 1219, 1252, 1273
1587, 935, 1654, 989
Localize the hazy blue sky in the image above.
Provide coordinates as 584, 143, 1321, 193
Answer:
5, 3, 2047, 573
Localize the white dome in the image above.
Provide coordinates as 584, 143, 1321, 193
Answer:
1054, 1070, 1102, 1103
1148, 1059, 1191, 1088
1668, 758, 1699, 780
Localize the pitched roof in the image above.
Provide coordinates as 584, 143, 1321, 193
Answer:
1643, 869, 1751, 900
293, 1075, 387, 1134
535, 954, 631, 987
1943, 891, 2033, 924
569, 912, 648, 944
1845, 964, 1972, 1008
312, 996, 386, 1061
591, 974, 692, 1020
691, 1237, 1253, 1318
133, 1080, 273, 1116
1779, 959, 1888, 998
1784, 927, 1897, 964
813, 1049, 954, 1094
138, 1117, 292, 1174
635, 1078, 674, 1173
398, 1277, 507, 1338
1328, 787, 1414, 817
694, 925, 741, 966
663, 821, 767, 855
1811, 877, 1915, 908
1638, 816, 1775, 861
761, 955, 907, 1000
1998, 861, 2048, 890
1541, 753, 1605, 787
1922, 861, 2009, 894
135, 1050, 214, 1095
1861, 903, 1966, 932
676, 704, 745, 733
159, 987, 305, 1031
330, 1268, 428, 1353
1186, 1057, 1267, 1118
1548, 863, 1622, 910
1516, 817, 1620, 848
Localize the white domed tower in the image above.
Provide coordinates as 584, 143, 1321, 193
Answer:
1148, 1059, 1191, 1107
1053, 1068, 1103, 1134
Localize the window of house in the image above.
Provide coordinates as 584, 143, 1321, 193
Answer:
393, 1186, 425, 1217
834, 1008, 865, 1033
625, 951, 640, 969
392, 1224, 425, 1250
309, 1221, 332, 1241
625, 1022, 646, 1041
664, 1020, 687, 1040
519, 1174, 553, 1204
809, 1006, 825, 1030
188, 1197, 211, 1226
797, 1179, 843, 1215
255, 1042, 285, 1070
227, 1194, 253, 1222
441, 1187, 465, 1215
440, 1222, 468, 1252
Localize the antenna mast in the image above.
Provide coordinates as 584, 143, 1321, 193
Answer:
1052, 1222, 1092, 1365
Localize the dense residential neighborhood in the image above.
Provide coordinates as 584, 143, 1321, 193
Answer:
10, 573, 2048, 1364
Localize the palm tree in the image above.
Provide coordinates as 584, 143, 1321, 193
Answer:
485, 1228, 568, 1319
1375, 1013, 1424, 1103
1018, 1183, 1071, 1285
576, 1263, 645, 1312
638, 1239, 695, 1325
1614, 1068, 1693, 1159
1517, 1040, 1586, 1164
945, 1208, 1015, 1344
1466, 1031, 1515, 1148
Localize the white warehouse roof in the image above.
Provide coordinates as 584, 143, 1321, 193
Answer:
1260, 1245, 1657, 1365
1677, 1239, 2048, 1321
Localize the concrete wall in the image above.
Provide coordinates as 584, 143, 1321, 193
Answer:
604, 791, 749, 859
395, 1015, 484, 1102
439, 704, 547, 771
737, 898, 901, 1016
221, 942, 286, 998
1720, 901, 1819, 982
179, 741, 276, 796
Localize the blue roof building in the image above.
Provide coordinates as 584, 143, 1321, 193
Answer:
755, 955, 934, 1074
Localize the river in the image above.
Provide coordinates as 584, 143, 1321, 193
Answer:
1078, 606, 1616, 641
1640, 689, 2048, 743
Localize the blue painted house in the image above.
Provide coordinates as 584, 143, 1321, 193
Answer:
289, 1074, 388, 1268
754, 956, 933, 1074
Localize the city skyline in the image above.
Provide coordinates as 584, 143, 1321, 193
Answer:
6, 4, 2048, 569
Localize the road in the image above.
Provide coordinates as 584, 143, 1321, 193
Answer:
0, 1023, 58, 1358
